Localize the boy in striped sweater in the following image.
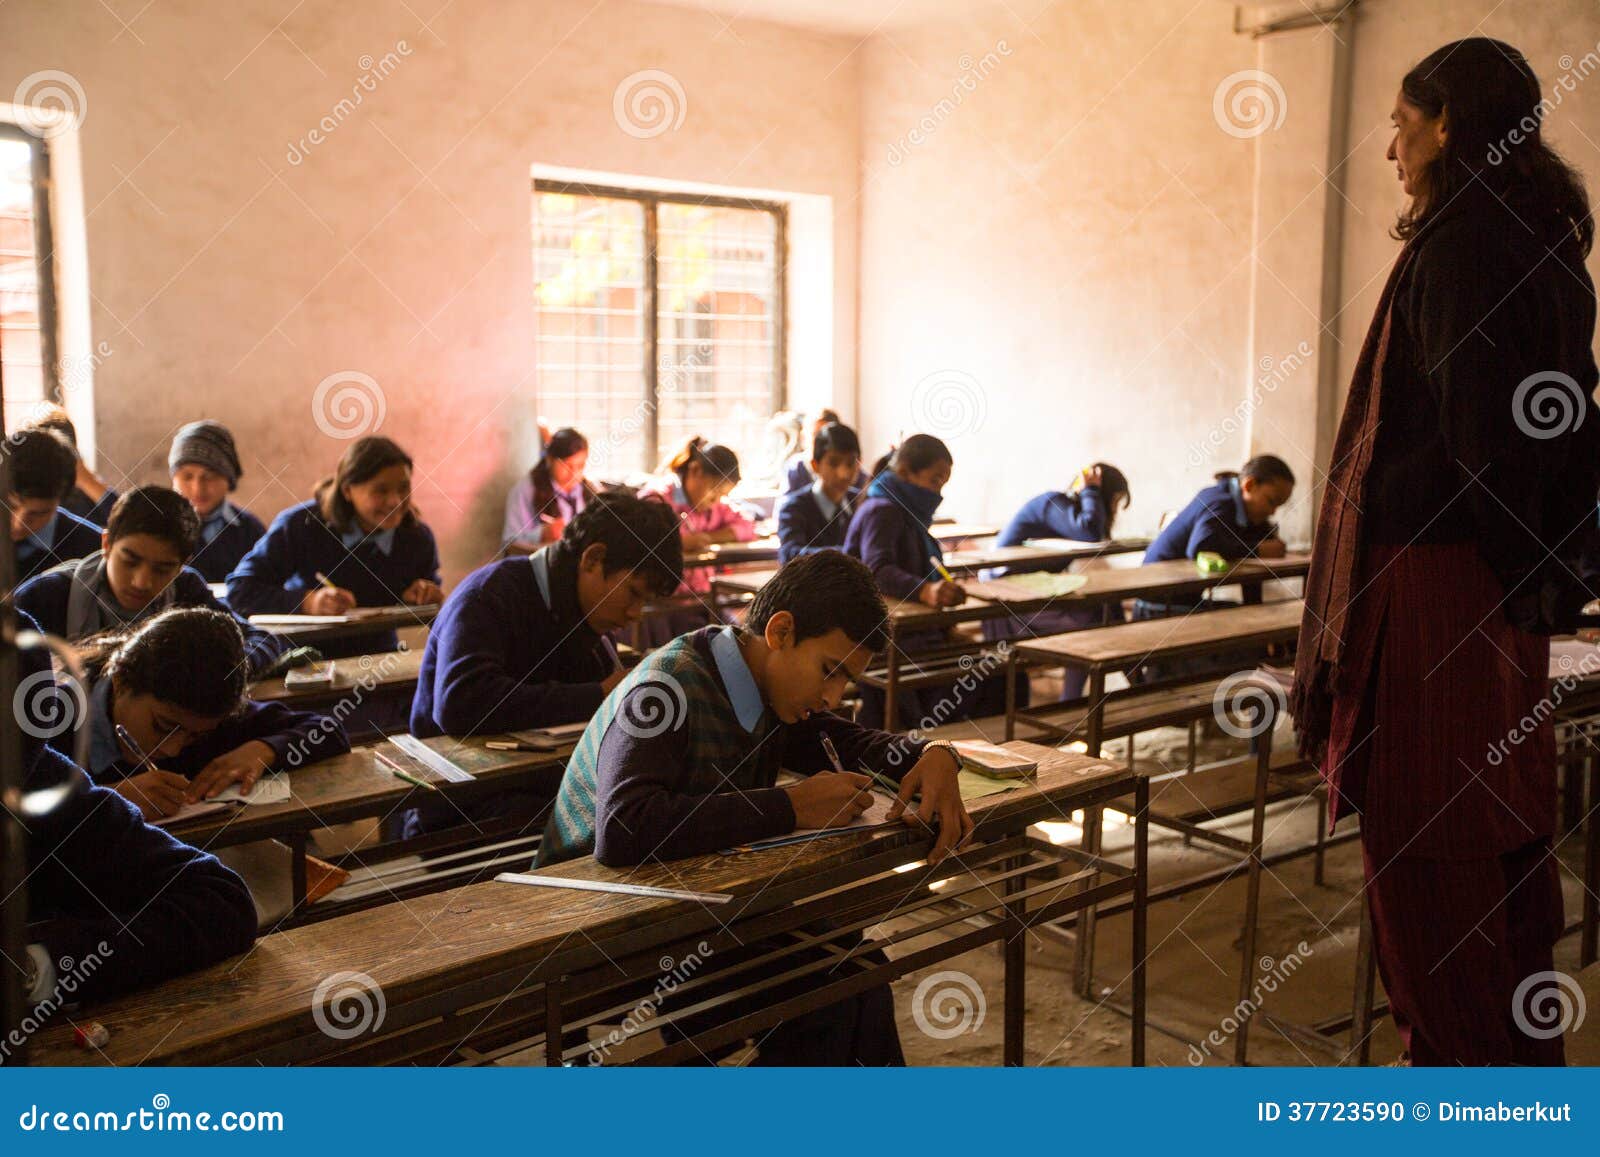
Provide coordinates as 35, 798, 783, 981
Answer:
539, 549, 972, 1065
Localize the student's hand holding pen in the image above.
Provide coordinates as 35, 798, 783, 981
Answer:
403, 578, 444, 605
301, 586, 356, 615
113, 771, 191, 820
918, 579, 966, 608
783, 771, 876, 829
888, 746, 974, 863
1255, 539, 1287, 560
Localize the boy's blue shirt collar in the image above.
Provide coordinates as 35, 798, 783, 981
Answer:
339, 524, 396, 555
811, 478, 841, 520
710, 626, 766, 733
199, 499, 238, 544
1227, 476, 1250, 527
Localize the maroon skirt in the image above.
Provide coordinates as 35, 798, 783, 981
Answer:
1323, 542, 1555, 862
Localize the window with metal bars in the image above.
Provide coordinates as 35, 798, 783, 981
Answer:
532, 180, 786, 481
0, 125, 58, 434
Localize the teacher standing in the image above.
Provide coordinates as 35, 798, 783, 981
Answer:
1293, 38, 1599, 1066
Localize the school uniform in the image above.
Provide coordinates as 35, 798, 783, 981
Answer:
843, 474, 1003, 727
784, 455, 869, 495
226, 499, 441, 657
61, 486, 118, 528
983, 487, 1120, 698
634, 479, 757, 647
540, 624, 924, 1065
14, 550, 288, 678
190, 500, 267, 584
774, 482, 858, 564
21, 745, 257, 1009
502, 468, 598, 548
403, 546, 619, 837
13, 507, 103, 584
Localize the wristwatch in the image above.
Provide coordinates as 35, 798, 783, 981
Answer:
920, 739, 961, 770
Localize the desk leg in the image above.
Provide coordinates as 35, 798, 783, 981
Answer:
1003, 848, 1027, 1066
545, 980, 566, 1067
1233, 723, 1274, 1066
885, 642, 900, 732
1073, 668, 1107, 997
1004, 647, 1017, 742
1348, 905, 1378, 1067
289, 832, 308, 917
1585, 744, 1599, 967
1132, 775, 1148, 1067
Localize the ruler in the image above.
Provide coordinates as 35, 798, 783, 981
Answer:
494, 872, 731, 905
388, 733, 475, 784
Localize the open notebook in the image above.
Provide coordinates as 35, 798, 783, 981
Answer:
147, 774, 292, 827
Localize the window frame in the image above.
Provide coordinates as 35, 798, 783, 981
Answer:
532, 178, 787, 473
0, 120, 60, 410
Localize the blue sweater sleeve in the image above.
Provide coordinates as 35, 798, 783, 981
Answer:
167, 699, 351, 776
24, 749, 258, 1003
420, 579, 607, 736
11, 571, 67, 635
225, 511, 306, 616
591, 681, 795, 866
776, 493, 822, 565
852, 506, 928, 602
1030, 489, 1107, 542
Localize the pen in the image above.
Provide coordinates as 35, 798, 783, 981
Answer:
114, 724, 156, 771
313, 571, 339, 590
820, 733, 847, 774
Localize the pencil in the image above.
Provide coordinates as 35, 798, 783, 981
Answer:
313, 571, 339, 590
929, 556, 955, 583
375, 749, 437, 791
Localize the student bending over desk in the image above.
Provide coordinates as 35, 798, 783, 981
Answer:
14, 485, 287, 677
23, 404, 119, 527
539, 550, 971, 1065
403, 494, 684, 837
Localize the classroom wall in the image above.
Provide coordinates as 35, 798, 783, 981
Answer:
855, 0, 1600, 545
854, 1, 1261, 541
0, 0, 863, 583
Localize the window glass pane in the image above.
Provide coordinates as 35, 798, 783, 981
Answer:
0, 137, 44, 432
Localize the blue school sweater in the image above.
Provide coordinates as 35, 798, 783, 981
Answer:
58, 675, 352, 783
13, 556, 288, 678
12, 618, 257, 1004
842, 495, 941, 602
14, 507, 103, 584
22, 746, 258, 1003
226, 499, 441, 655
539, 626, 928, 867
995, 487, 1109, 548
775, 484, 859, 565
192, 502, 267, 584
1144, 478, 1278, 564
410, 545, 614, 738
61, 486, 119, 527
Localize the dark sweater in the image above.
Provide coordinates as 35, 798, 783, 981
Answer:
61, 486, 118, 527
775, 486, 858, 564
13, 558, 288, 678
842, 496, 940, 602
540, 626, 927, 867
21, 746, 258, 1009
14, 507, 103, 584
226, 499, 441, 656
1144, 478, 1277, 564
1365, 186, 1599, 602
193, 505, 267, 584
996, 487, 1108, 548
410, 546, 613, 738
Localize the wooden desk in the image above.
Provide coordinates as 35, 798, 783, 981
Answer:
163, 736, 570, 918
31, 743, 1147, 1068
1009, 599, 1304, 753
249, 649, 424, 743
250, 604, 440, 646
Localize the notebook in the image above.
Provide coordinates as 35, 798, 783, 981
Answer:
951, 740, 1039, 779
283, 661, 337, 687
